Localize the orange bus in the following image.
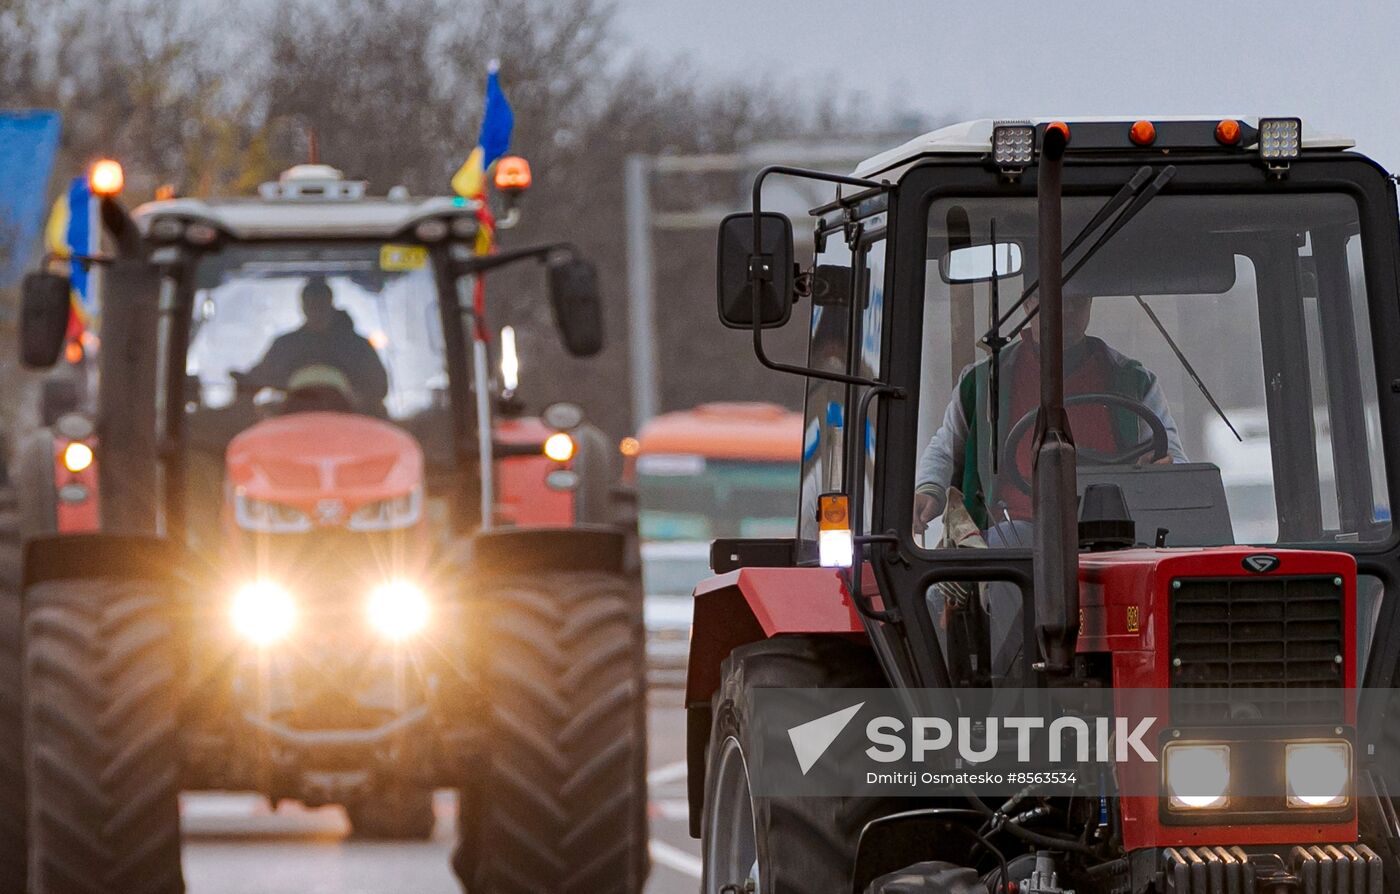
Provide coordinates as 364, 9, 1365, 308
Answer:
633, 401, 802, 541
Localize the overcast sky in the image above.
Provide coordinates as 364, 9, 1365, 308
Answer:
611, 0, 1400, 169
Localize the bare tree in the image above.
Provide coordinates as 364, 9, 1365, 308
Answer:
2, 0, 823, 437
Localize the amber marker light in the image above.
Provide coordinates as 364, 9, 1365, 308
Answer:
62, 442, 94, 473
1215, 118, 1243, 146
1129, 120, 1157, 146
543, 432, 576, 462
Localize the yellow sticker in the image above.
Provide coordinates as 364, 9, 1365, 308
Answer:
379, 244, 428, 271
1126, 604, 1141, 633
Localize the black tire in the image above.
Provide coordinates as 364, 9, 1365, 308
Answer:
701, 635, 895, 894
24, 578, 183, 894
347, 783, 437, 840
0, 487, 25, 894
454, 570, 648, 893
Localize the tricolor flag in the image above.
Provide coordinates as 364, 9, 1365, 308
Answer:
43, 175, 98, 337
451, 61, 515, 203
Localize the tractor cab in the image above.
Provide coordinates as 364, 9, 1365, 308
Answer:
693, 118, 1400, 893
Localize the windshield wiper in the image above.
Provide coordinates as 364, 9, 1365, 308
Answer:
1002, 165, 1177, 342
981, 166, 1155, 343
1134, 294, 1242, 442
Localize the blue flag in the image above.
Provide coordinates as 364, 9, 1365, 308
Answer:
0, 110, 62, 288
478, 62, 514, 169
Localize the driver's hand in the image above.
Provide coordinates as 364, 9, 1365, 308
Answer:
913, 490, 946, 533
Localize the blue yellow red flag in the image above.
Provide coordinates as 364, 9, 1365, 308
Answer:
41, 176, 96, 326
451, 62, 514, 200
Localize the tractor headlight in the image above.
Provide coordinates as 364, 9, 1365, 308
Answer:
1164, 743, 1230, 809
1286, 741, 1351, 808
347, 489, 423, 532
230, 581, 297, 645
366, 580, 430, 639
234, 493, 312, 533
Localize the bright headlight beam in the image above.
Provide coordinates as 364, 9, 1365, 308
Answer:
230, 581, 296, 645
1165, 743, 1230, 809
1286, 741, 1350, 808
366, 580, 430, 640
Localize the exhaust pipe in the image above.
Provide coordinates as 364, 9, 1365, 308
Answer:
1031, 122, 1079, 675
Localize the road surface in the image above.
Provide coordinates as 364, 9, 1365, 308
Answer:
182, 694, 699, 893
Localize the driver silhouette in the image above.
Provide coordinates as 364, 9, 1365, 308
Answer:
914, 293, 1187, 535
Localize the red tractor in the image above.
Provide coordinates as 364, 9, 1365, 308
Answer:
2, 160, 646, 893
690, 117, 1400, 893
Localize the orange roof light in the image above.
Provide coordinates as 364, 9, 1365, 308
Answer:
1045, 121, 1071, 144
493, 156, 532, 192
619, 436, 641, 457
89, 159, 125, 197
1215, 118, 1243, 146
1129, 120, 1157, 147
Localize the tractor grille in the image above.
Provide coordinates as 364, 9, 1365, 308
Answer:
1169, 575, 1344, 722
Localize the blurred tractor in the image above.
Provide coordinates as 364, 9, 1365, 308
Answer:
2, 159, 646, 894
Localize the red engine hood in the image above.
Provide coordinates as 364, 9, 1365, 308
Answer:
226, 412, 423, 510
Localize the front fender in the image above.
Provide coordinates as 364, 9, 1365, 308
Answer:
682, 566, 867, 838
684, 566, 865, 706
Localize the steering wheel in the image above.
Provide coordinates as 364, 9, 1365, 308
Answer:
999, 392, 1169, 495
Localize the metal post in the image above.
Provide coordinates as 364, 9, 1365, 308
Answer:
625, 154, 660, 428
460, 276, 496, 531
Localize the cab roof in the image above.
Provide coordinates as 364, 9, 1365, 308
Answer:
132, 164, 480, 240
853, 116, 1356, 179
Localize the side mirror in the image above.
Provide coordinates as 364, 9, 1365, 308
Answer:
547, 256, 604, 357
20, 272, 73, 369
716, 212, 794, 329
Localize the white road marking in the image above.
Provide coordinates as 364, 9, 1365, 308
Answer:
647, 760, 689, 786
650, 839, 703, 878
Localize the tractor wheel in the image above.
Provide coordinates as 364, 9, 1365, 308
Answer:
454, 570, 648, 893
347, 783, 437, 840
701, 635, 893, 894
24, 578, 183, 894
0, 486, 25, 894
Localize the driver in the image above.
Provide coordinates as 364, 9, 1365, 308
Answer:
914, 293, 1187, 535
235, 277, 389, 411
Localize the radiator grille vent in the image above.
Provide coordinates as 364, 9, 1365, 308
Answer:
1170, 575, 1344, 722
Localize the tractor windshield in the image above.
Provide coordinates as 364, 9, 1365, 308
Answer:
186, 241, 446, 421
914, 190, 1388, 549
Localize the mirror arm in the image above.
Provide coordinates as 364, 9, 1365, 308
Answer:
451, 241, 576, 276
42, 250, 114, 269
748, 164, 888, 388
